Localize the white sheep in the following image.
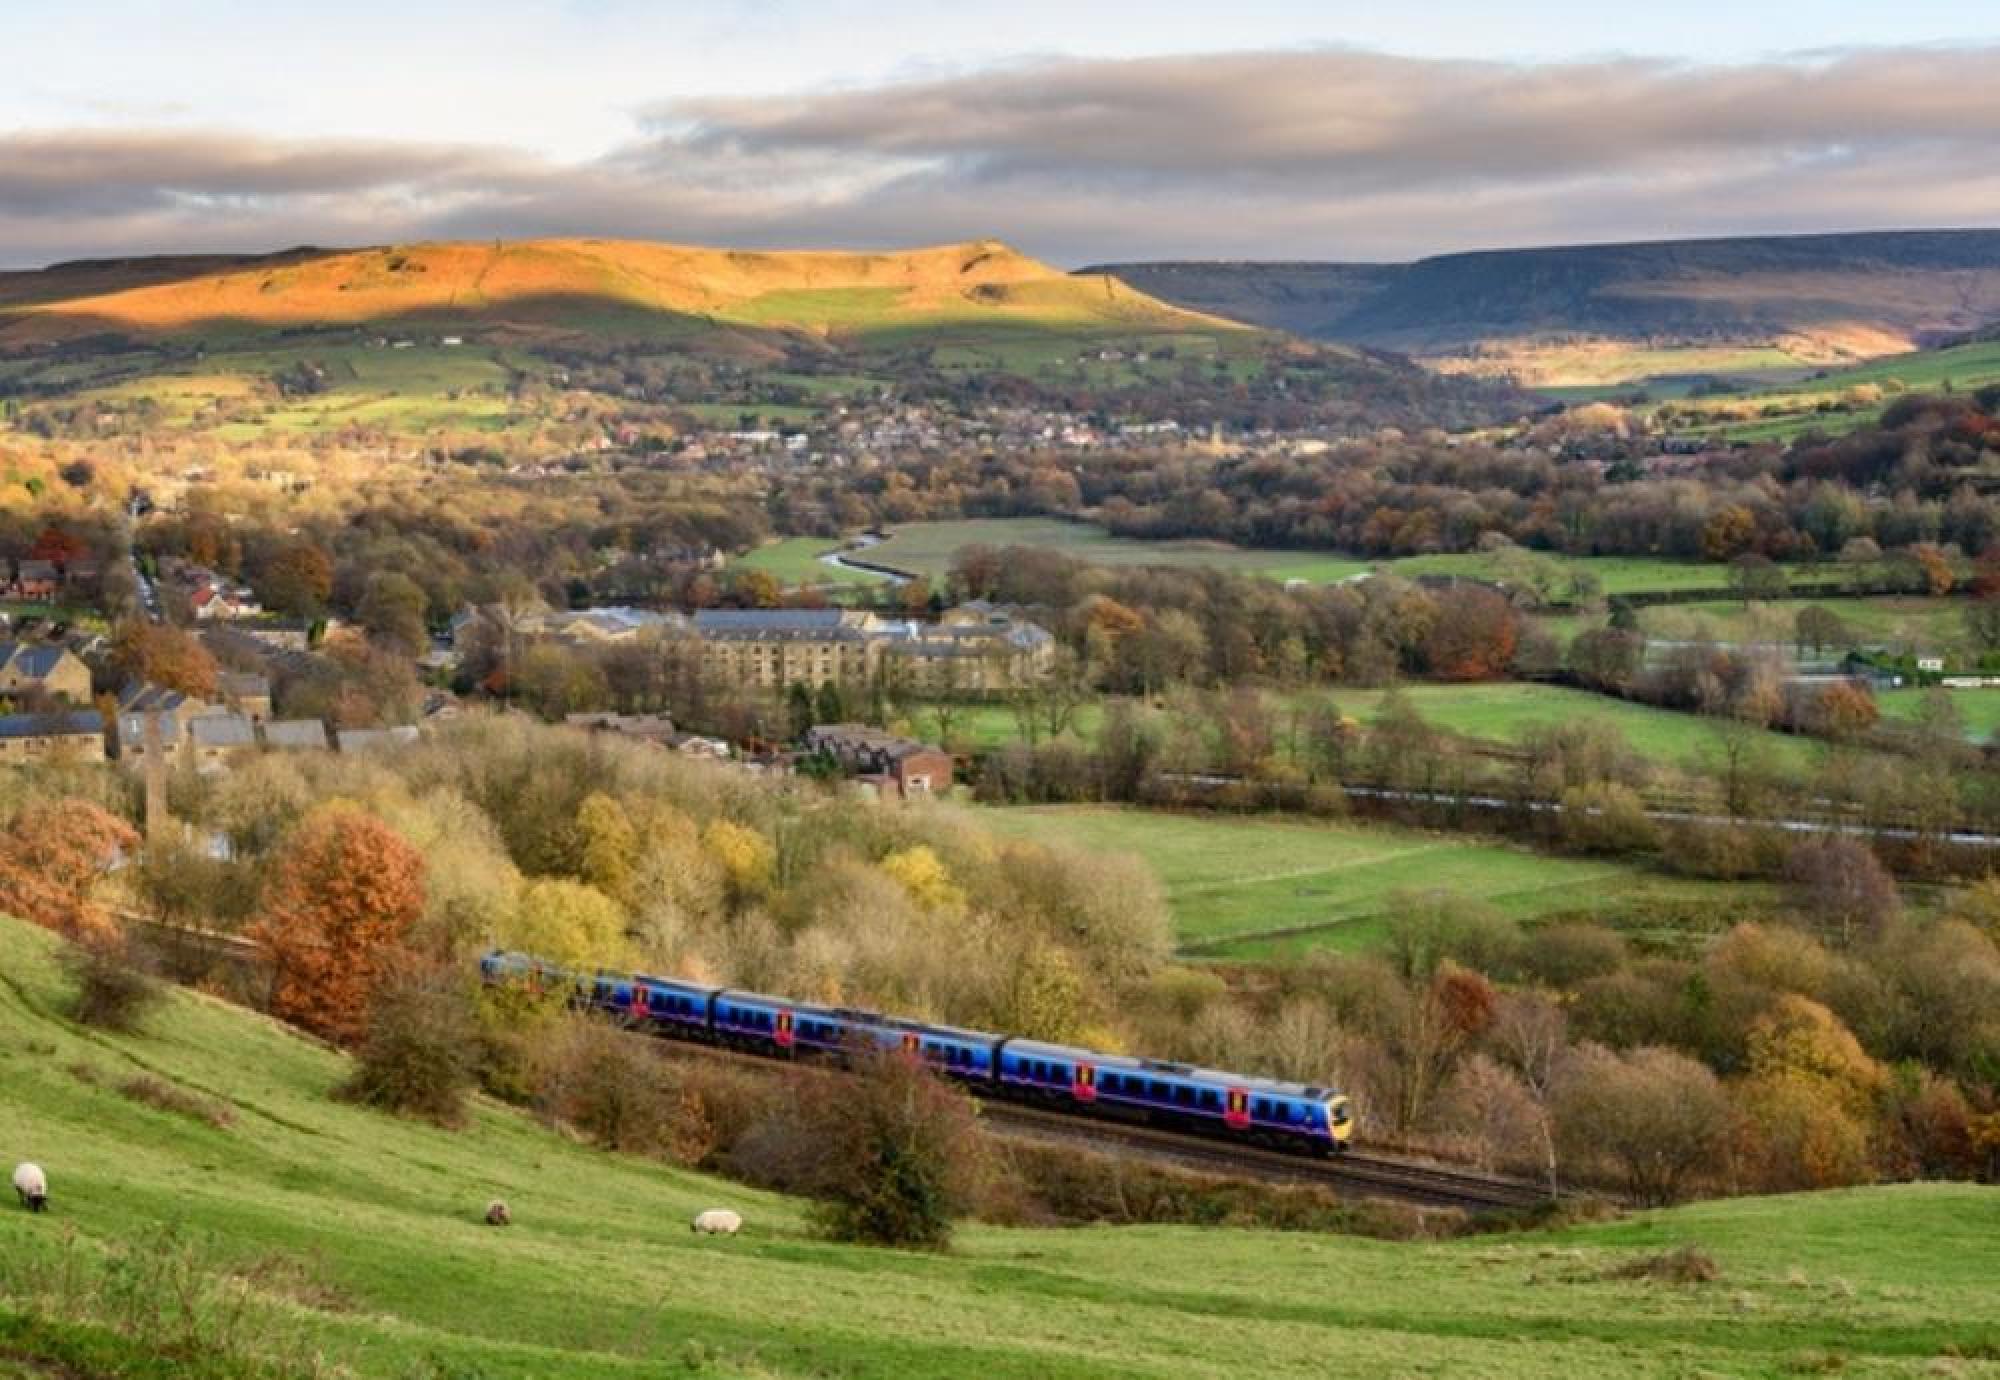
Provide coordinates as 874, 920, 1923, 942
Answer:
12, 1163, 47, 1213
690, 1208, 742, 1236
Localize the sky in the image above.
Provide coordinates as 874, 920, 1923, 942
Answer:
2, 1, 1998, 267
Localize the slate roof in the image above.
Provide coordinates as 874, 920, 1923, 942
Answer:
0, 711, 101, 740
263, 719, 329, 750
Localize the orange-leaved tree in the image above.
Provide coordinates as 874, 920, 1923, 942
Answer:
0, 798, 139, 940
250, 804, 425, 1044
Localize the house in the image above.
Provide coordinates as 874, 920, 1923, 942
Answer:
189, 713, 258, 771
263, 719, 330, 753
115, 709, 184, 766
0, 642, 92, 704
0, 711, 105, 764
336, 725, 421, 754
804, 724, 953, 799
564, 712, 678, 746
7, 559, 60, 603
216, 671, 273, 723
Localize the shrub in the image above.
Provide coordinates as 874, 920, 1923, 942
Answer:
1605, 1245, 1721, 1284
62, 938, 163, 1033
533, 1016, 675, 1153
778, 1047, 982, 1249
341, 970, 481, 1127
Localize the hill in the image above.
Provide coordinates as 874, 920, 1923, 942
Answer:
2, 912, 1997, 1378
0, 237, 1240, 349
1091, 229, 2000, 385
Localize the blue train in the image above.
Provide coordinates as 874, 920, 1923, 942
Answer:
479, 950, 1354, 1154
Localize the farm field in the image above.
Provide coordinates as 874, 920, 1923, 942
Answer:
3, 911, 1995, 1378
1634, 596, 1979, 658
1877, 687, 2000, 744
732, 535, 885, 587
856, 517, 1780, 597
924, 682, 1823, 777
862, 517, 1372, 583
1323, 683, 1827, 774
1661, 339, 2000, 441
976, 805, 1773, 958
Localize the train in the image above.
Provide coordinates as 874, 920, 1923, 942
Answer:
478, 950, 1355, 1154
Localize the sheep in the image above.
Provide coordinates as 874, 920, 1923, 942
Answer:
12, 1163, 47, 1213
484, 1199, 511, 1227
690, 1208, 742, 1236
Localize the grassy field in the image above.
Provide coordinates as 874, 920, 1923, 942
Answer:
732, 535, 888, 587
863, 518, 1371, 583
1324, 683, 1827, 774
1877, 687, 2000, 744
977, 805, 1771, 959
1661, 339, 2000, 441
3, 912, 1996, 1377
922, 682, 1822, 777
1635, 596, 1978, 658
857, 518, 1777, 598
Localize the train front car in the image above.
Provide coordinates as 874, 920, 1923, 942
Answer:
1325, 1092, 1356, 1151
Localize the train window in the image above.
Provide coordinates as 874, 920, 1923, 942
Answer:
1253, 1099, 1271, 1120
1149, 1081, 1167, 1100
1201, 1090, 1220, 1111
1174, 1085, 1194, 1107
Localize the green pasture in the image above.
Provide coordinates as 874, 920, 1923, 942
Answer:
978, 805, 1773, 959
7, 908, 1992, 1368
1636, 596, 1979, 659
732, 536, 887, 588
3, 912, 1995, 1377
1876, 687, 2000, 744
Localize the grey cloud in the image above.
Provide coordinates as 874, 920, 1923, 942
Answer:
3, 46, 1999, 267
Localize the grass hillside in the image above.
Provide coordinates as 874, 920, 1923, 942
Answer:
4, 912, 1998, 1377
0, 237, 1241, 349
1094, 229, 2000, 384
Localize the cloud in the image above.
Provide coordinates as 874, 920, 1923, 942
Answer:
3, 46, 1999, 266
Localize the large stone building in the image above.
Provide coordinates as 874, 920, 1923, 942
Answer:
689, 604, 1053, 693
454, 600, 1054, 696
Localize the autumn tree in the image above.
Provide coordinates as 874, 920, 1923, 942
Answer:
1554, 1044, 1729, 1205
1420, 586, 1519, 681
1733, 995, 1885, 1191
1794, 605, 1849, 657
0, 798, 139, 940
255, 540, 335, 617
356, 570, 429, 656
1783, 837, 1899, 946
249, 805, 426, 1044
111, 620, 218, 698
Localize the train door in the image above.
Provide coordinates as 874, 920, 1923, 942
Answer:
901, 1031, 922, 1058
775, 1008, 795, 1050
628, 981, 648, 1022
1072, 1062, 1098, 1103
1225, 1087, 1251, 1131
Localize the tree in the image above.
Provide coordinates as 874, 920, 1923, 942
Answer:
1568, 627, 1644, 693
1702, 506, 1757, 561
342, 968, 480, 1126
249, 805, 426, 1044
357, 571, 429, 656
1733, 994, 1885, 1191
256, 540, 334, 617
111, 620, 217, 698
1793, 605, 1849, 657
1727, 553, 1789, 603
1783, 837, 1899, 946
786, 1048, 983, 1248
0, 798, 139, 941
1421, 586, 1519, 681
1554, 1044, 1729, 1205
502, 878, 631, 970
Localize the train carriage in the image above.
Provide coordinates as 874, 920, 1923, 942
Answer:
480, 951, 1354, 1157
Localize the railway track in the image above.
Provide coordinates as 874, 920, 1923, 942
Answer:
128, 917, 1555, 1212
633, 1026, 1550, 1212
980, 1100, 1548, 1212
